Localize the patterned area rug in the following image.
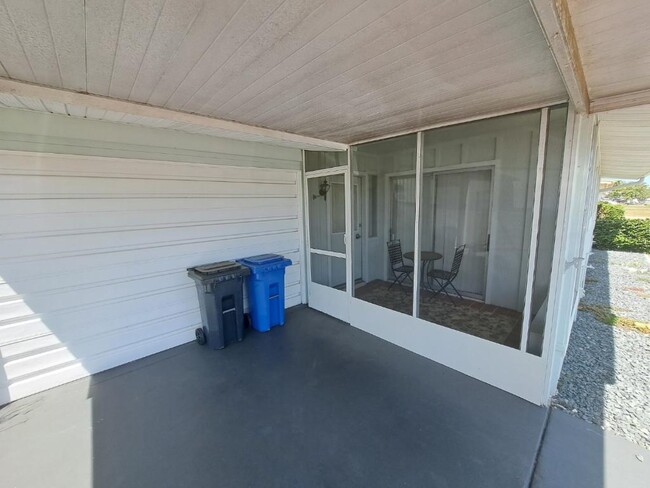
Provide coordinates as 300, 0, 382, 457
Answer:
355, 280, 522, 347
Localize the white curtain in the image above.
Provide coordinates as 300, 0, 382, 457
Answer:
388, 170, 491, 298
389, 175, 416, 255
432, 170, 491, 298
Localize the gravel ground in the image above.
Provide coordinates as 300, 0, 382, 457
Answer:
553, 250, 650, 450
580, 250, 650, 323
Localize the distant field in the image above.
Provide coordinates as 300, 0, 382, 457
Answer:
624, 205, 650, 219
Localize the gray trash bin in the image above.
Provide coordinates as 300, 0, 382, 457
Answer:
188, 261, 250, 350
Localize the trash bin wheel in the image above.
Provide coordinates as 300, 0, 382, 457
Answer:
195, 327, 206, 345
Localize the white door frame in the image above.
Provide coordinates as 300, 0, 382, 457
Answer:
303, 157, 351, 322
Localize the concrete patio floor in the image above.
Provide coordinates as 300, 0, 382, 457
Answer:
1, 306, 648, 487
532, 409, 650, 488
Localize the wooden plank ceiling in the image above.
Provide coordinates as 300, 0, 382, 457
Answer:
0, 0, 567, 144
568, 0, 650, 102
566, 0, 650, 179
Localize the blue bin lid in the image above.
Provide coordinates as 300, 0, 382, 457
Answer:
239, 254, 285, 266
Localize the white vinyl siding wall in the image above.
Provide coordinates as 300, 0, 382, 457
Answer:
0, 111, 305, 405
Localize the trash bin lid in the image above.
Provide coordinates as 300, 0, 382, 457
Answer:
239, 254, 285, 266
187, 260, 249, 282
195, 261, 241, 274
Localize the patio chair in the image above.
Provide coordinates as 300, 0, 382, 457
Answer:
387, 240, 414, 290
428, 244, 466, 300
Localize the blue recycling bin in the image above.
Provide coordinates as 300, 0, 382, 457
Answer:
238, 254, 292, 332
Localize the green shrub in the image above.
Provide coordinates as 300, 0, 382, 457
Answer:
608, 183, 650, 201
596, 201, 625, 220
593, 218, 650, 253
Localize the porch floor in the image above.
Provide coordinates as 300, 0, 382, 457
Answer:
355, 280, 522, 347
1, 306, 646, 487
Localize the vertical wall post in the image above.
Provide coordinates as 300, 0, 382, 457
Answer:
345, 149, 353, 296
541, 111, 598, 402
361, 159, 371, 283
383, 175, 391, 282
412, 131, 424, 316
520, 108, 549, 351
540, 107, 577, 359
297, 169, 308, 304
301, 150, 312, 302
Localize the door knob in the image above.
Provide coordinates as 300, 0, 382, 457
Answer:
355, 233, 361, 239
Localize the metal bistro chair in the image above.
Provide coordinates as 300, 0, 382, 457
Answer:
428, 244, 466, 301
387, 240, 414, 290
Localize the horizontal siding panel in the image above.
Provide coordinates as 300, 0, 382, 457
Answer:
1, 291, 200, 347
0, 152, 304, 403
0, 205, 298, 237
2, 282, 303, 383
0, 283, 14, 297
3, 314, 201, 381
0, 175, 295, 199
0, 196, 299, 217
0, 272, 301, 357
1, 277, 302, 385
0, 234, 301, 278
0, 283, 300, 382
0, 274, 197, 321
0, 111, 303, 168
3, 327, 197, 403
0, 265, 302, 323
0, 308, 199, 360
0, 249, 301, 297
0, 219, 299, 258
0, 152, 298, 182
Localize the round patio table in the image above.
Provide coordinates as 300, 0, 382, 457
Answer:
403, 251, 443, 292
403, 251, 442, 263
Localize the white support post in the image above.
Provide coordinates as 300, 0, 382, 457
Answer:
412, 131, 424, 317
383, 175, 391, 282
520, 108, 550, 351
363, 168, 370, 283
345, 149, 353, 296
302, 151, 313, 299
540, 107, 577, 359
297, 158, 308, 304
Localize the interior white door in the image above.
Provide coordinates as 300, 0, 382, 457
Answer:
433, 169, 492, 299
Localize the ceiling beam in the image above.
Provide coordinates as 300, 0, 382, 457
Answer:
591, 88, 650, 113
349, 98, 568, 146
529, 0, 590, 113
0, 78, 348, 151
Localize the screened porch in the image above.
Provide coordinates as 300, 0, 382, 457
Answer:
305, 106, 570, 356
